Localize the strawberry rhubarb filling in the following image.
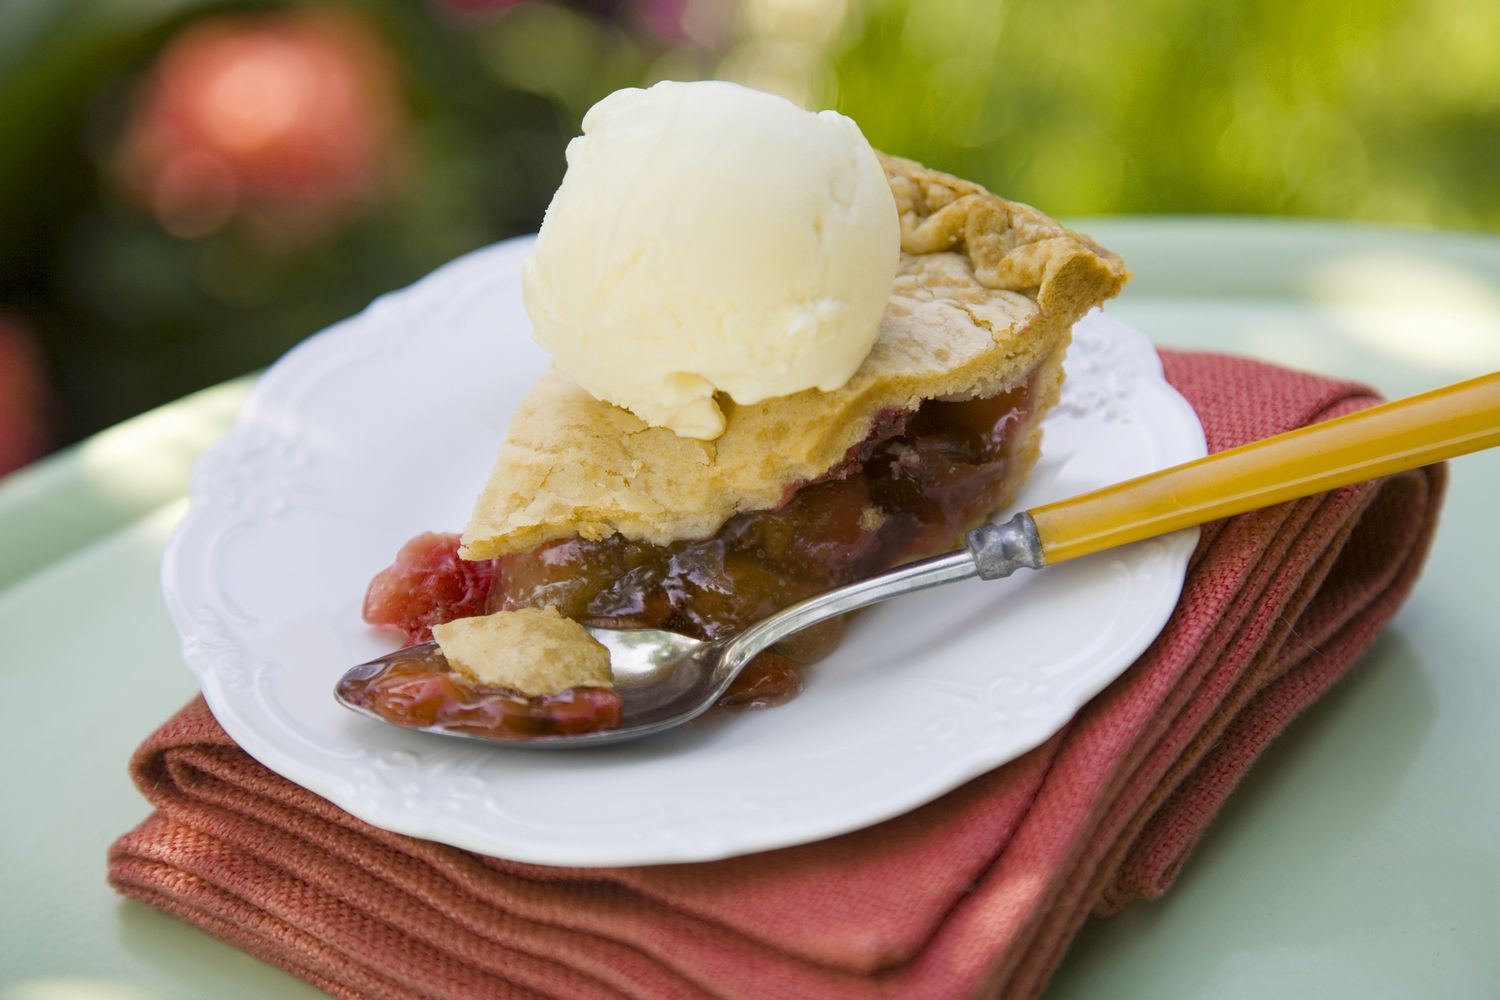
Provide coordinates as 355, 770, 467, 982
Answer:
357, 367, 1045, 736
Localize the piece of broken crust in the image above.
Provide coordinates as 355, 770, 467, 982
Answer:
433, 607, 613, 697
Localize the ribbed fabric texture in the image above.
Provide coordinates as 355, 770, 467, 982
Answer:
109, 351, 1448, 999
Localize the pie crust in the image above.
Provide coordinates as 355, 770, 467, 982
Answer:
432, 607, 612, 697
460, 154, 1128, 559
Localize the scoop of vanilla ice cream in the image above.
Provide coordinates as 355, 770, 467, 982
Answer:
521, 81, 900, 440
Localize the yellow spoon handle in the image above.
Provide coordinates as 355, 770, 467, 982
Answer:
1028, 370, 1500, 565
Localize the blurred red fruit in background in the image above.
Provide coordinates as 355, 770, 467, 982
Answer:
119, 11, 405, 240
0, 317, 53, 477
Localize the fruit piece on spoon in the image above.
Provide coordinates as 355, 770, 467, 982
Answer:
337, 607, 624, 738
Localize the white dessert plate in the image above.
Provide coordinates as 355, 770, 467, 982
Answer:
162, 236, 1206, 867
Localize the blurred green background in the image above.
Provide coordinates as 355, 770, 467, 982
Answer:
2, 0, 1497, 475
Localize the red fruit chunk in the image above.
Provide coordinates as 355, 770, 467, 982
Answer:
363, 532, 499, 643
719, 651, 803, 710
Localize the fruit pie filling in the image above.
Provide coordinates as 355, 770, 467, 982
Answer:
356, 370, 1042, 736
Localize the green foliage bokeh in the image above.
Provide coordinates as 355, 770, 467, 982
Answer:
829, 0, 1500, 229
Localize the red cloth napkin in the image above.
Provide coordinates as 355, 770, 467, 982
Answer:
109, 351, 1447, 1000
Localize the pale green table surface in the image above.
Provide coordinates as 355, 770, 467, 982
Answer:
2, 219, 1498, 1000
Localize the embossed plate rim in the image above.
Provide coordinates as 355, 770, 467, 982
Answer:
161, 236, 1206, 866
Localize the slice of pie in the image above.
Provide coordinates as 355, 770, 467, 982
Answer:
359, 154, 1127, 735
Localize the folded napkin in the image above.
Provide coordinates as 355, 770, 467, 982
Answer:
109, 351, 1447, 1000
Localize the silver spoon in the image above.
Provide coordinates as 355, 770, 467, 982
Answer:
335, 370, 1500, 748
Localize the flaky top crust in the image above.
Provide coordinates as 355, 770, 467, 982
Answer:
460, 155, 1128, 559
